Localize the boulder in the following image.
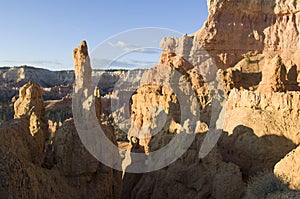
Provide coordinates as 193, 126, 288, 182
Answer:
274, 145, 300, 190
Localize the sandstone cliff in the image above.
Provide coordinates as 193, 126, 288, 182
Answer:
188, 0, 300, 193
195, 0, 300, 70
14, 82, 48, 136
0, 0, 300, 197
120, 32, 245, 197
274, 145, 300, 191
120, 1, 300, 197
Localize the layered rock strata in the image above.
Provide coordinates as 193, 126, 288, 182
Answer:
195, 0, 300, 70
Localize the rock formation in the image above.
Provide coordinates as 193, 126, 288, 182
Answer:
159, 49, 210, 109
177, 0, 300, 187
11, 81, 48, 165
128, 78, 180, 153
0, 41, 123, 198
122, 133, 245, 199
121, 32, 245, 197
70, 40, 122, 197
195, 0, 300, 70
274, 145, 300, 190
0, 0, 300, 197
120, 0, 300, 197
257, 55, 287, 93
0, 117, 46, 166
14, 81, 48, 136
225, 88, 300, 142
53, 118, 121, 198
217, 55, 300, 179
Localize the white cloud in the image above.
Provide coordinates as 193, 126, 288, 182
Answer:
107, 41, 161, 54
0, 59, 65, 66
108, 41, 161, 54
131, 48, 161, 54
108, 41, 140, 52
91, 58, 157, 69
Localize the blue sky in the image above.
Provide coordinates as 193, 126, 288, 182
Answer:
0, 1, 208, 70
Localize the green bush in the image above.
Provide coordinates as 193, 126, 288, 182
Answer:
100, 114, 128, 141
245, 54, 251, 64
245, 170, 288, 199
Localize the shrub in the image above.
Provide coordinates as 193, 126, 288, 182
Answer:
245, 170, 288, 199
245, 54, 251, 64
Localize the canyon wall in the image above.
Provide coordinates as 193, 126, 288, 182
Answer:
195, 0, 300, 70
121, 0, 300, 197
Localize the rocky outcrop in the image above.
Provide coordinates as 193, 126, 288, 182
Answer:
257, 55, 287, 93
184, 0, 300, 191
225, 89, 300, 141
159, 49, 210, 109
11, 82, 48, 165
126, 50, 209, 152
122, 134, 245, 199
14, 81, 48, 133
121, 1, 300, 196
0, 118, 45, 165
122, 33, 244, 197
195, 0, 300, 69
128, 75, 180, 153
0, 117, 121, 198
14, 82, 45, 118
219, 54, 300, 95
71, 40, 122, 197
217, 86, 299, 178
160, 34, 218, 83
53, 118, 121, 198
274, 145, 300, 190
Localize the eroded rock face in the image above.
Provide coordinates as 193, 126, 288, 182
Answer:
54, 119, 98, 176
71, 41, 122, 198
128, 83, 179, 153
160, 34, 218, 83
126, 49, 211, 153
0, 147, 36, 198
10, 82, 48, 165
274, 145, 300, 190
14, 81, 48, 136
0, 118, 120, 198
53, 119, 121, 198
218, 88, 299, 178
190, 0, 300, 187
225, 89, 300, 144
122, 134, 245, 199
257, 55, 287, 93
159, 50, 210, 109
123, 34, 244, 197
73, 41, 92, 92
0, 118, 45, 165
195, 0, 300, 69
